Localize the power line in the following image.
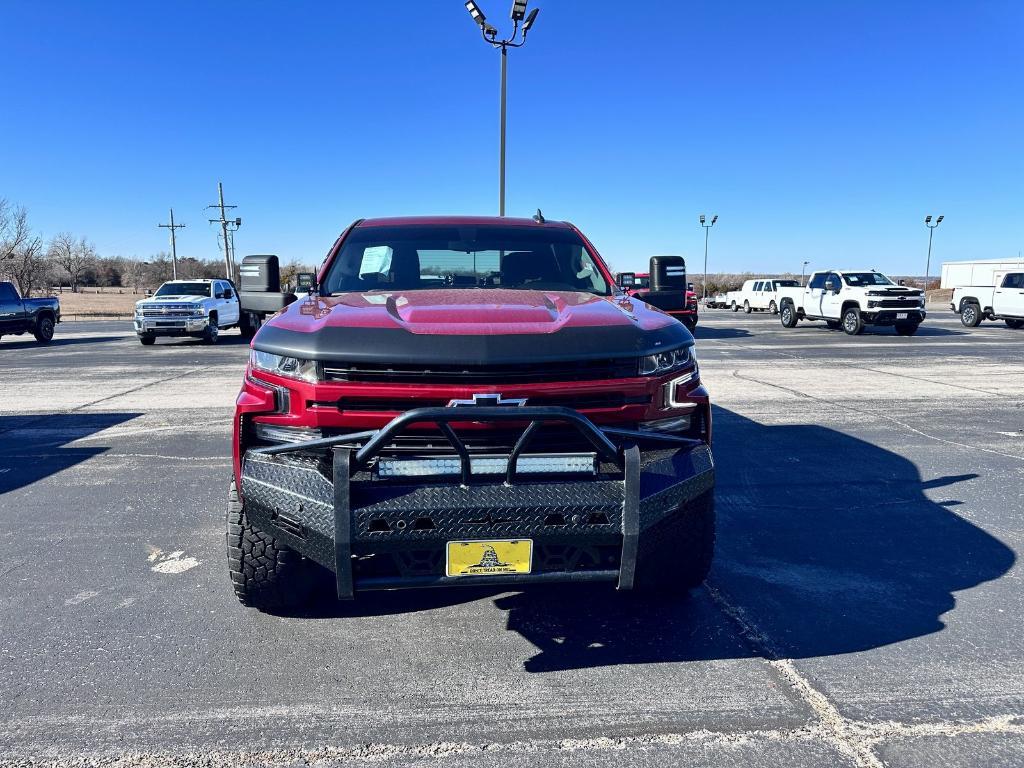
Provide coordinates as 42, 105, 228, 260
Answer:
158, 208, 186, 280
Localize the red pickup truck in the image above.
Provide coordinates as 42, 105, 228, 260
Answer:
227, 216, 715, 611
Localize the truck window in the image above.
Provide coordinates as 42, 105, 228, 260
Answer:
1001, 273, 1024, 289
0, 282, 18, 302
808, 273, 826, 290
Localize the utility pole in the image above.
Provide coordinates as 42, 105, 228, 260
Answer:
801, 261, 811, 285
158, 208, 186, 280
207, 182, 241, 279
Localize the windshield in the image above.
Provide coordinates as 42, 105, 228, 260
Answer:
155, 282, 211, 297
842, 272, 893, 286
321, 225, 611, 296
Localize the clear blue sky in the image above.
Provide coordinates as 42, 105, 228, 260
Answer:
3, 0, 1021, 275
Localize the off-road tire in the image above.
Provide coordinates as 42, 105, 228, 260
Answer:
139, 334, 156, 346
768, 300, 777, 314
895, 323, 920, 336
633, 491, 715, 594
842, 307, 864, 335
780, 302, 798, 328
825, 320, 841, 330
226, 481, 317, 611
33, 316, 55, 343
1005, 319, 1024, 329
960, 303, 982, 327
202, 315, 219, 344
743, 300, 752, 314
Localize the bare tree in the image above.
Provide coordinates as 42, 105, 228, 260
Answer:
120, 257, 147, 294
2, 236, 51, 296
48, 232, 96, 292
0, 199, 32, 262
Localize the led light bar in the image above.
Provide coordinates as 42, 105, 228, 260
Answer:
376, 453, 597, 478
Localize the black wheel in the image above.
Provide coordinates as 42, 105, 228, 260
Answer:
139, 334, 156, 346
633, 491, 715, 594
682, 316, 697, 331
33, 316, 55, 343
1005, 319, 1024, 329
768, 300, 777, 314
825, 320, 841, 330
240, 312, 262, 340
743, 300, 752, 314
780, 302, 798, 328
895, 323, 920, 336
960, 303, 982, 327
202, 316, 220, 344
842, 307, 864, 335
226, 481, 318, 611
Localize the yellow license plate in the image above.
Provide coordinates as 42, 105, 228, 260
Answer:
446, 539, 533, 577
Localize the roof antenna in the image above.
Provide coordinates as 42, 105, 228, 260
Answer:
533, 208, 546, 224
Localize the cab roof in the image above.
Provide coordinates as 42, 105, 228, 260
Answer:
356, 215, 571, 229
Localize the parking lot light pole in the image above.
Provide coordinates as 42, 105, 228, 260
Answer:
699, 214, 717, 302
465, 1, 540, 217
924, 215, 944, 291
801, 261, 811, 285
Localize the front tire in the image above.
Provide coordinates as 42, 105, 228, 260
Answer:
33, 316, 55, 343
768, 300, 777, 314
743, 300, 752, 314
139, 334, 156, 346
842, 307, 864, 335
633, 491, 715, 594
731, 301, 738, 312
226, 481, 317, 611
202, 316, 219, 344
960, 303, 982, 327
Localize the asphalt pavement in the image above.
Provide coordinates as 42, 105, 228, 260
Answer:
1, 310, 1022, 767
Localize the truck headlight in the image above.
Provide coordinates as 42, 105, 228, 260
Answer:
640, 345, 696, 376
192, 306, 206, 316
250, 350, 319, 383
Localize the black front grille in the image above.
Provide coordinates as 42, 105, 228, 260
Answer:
876, 298, 922, 308
322, 358, 640, 384
321, 393, 650, 412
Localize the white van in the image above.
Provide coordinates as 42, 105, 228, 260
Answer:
728, 278, 802, 314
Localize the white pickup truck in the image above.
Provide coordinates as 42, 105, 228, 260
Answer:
727, 278, 802, 314
134, 279, 245, 345
777, 269, 926, 336
951, 271, 1024, 329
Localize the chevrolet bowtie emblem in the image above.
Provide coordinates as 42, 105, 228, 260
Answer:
447, 393, 528, 408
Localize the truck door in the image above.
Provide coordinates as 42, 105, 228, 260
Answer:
0, 282, 23, 332
996, 272, 1024, 318
819, 272, 844, 319
805, 273, 827, 318
219, 281, 241, 325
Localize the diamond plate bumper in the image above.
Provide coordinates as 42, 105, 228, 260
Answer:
239, 407, 714, 598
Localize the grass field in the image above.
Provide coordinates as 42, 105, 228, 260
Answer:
45, 288, 140, 319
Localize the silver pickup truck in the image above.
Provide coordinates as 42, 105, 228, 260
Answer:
951, 271, 1024, 329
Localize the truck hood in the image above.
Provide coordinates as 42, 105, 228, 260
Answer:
254, 289, 691, 365
863, 286, 924, 297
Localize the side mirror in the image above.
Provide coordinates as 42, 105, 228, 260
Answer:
617, 272, 636, 289
224, 289, 233, 299
898, 279, 906, 286
824, 279, 836, 293
215, 291, 225, 299
687, 282, 694, 292
295, 272, 316, 292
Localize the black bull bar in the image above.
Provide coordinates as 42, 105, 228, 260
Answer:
240, 406, 714, 599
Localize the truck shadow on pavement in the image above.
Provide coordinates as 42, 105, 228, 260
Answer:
0, 335, 124, 350
691, 325, 753, 340
0, 413, 140, 495
491, 407, 1013, 672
